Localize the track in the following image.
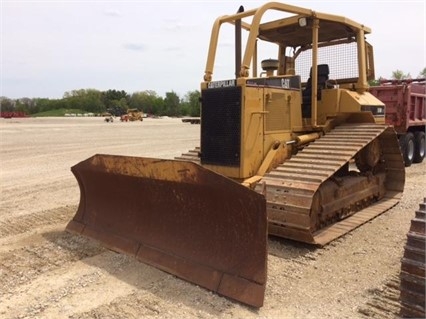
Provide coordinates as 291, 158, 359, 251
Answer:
400, 198, 426, 318
256, 123, 405, 245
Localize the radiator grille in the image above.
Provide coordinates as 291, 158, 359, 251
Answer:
201, 87, 241, 166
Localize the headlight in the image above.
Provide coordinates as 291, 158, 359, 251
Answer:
361, 105, 385, 115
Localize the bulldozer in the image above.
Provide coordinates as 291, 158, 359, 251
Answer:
120, 108, 143, 121
66, 2, 405, 308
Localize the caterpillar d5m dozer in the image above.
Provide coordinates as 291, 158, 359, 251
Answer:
66, 2, 405, 308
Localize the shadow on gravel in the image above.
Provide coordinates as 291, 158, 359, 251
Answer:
357, 275, 401, 318
42, 230, 105, 260
267, 235, 317, 260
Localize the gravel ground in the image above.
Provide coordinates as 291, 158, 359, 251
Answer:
0, 116, 425, 319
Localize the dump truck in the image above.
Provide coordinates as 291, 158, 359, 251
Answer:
370, 79, 425, 166
66, 2, 405, 308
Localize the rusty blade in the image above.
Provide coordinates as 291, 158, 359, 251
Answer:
66, 154, 267, 307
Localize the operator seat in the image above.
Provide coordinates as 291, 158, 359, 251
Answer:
302, 64, 330, 118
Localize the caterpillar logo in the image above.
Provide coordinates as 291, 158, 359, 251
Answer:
281, 78, 290, 88
207, 79, 236, 89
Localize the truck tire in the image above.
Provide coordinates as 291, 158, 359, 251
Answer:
399, 133, 415, 167
413, 131, 425, 164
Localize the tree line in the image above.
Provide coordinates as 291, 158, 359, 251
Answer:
369, 68, 426, 86
0, 89, 201, 117
1, 68, 424, 117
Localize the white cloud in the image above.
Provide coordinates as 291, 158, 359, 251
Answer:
103, 9, 122, 17
123, 43, 147, 51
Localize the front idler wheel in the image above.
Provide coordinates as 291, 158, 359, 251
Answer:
355, 139, 381, 172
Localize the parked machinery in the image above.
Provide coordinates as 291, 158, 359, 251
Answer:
120, 108, 144, 122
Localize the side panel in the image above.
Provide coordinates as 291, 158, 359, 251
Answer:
264, 88, 291, 132
241, 86, 265, 178
262, 87, 295, 163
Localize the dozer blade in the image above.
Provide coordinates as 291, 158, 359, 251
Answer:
66, 154, 267, 307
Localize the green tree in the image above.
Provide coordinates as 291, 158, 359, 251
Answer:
84, 89, 104, 113
163, 91, 180, 116
181, 90, 201, 116
150, 93, 165, 116
15, 101, 28, 114
391, 70, 411, 80
34, 98, 55, 112
419, 67, 426, 78
128, 90, 163, 115
0, 97, 15, 112
108, 98, 128, 115
15, 98, 38, 114
63, 89, 105, 113
102, 89, 129, 110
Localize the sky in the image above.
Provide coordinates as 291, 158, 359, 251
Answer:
1, 0, 425, 99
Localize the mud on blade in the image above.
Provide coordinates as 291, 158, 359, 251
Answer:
66, 154, 267, 307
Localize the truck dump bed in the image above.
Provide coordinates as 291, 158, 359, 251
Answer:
369, 80, 425, 133
370, 80, 425, 166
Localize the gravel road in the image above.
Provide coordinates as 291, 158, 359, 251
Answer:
1, 116, 424, 319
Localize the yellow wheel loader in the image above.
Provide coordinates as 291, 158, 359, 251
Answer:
66, 2, 405, 308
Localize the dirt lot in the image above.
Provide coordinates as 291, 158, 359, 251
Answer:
0, 116, 424, 319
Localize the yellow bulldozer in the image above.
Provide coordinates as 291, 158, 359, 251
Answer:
66, 2, 405, 308
120, 108, 143, 121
